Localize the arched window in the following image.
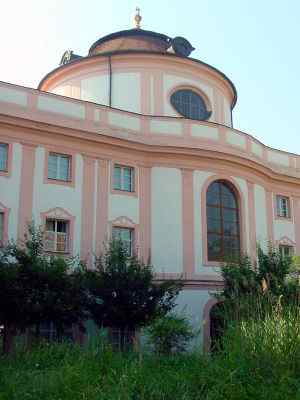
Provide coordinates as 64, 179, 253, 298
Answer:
206, 180, 240, 261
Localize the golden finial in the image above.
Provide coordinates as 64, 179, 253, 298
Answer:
134, 7, 142, 29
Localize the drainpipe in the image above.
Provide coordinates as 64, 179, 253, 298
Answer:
108, 55, 112, 107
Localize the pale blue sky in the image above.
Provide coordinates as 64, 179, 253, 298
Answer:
1, 0, 299, 153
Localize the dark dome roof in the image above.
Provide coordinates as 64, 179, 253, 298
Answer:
89, 28, 171, 56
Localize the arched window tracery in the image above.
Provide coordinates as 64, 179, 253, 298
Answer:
206, 180, 240, 261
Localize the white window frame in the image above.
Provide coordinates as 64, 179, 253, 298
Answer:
48, 153, 71, 182
44, 219, 70, 253
279, 244, 294, 258
276, 195, 291, 218
113, 164, 135, 192
112, 226, 134, 256
0, 143, 8, 172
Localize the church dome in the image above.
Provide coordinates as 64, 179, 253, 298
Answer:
89, 28, 172, 56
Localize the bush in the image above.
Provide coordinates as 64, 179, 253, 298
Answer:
146, 314, 195, 355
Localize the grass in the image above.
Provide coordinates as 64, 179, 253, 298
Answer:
1, 305, 300, 400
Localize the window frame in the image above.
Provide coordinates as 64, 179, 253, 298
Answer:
44, 148, 76, 187
44, 218, 70, 254
111, 162, 137, 197
0, 142, 12, 178
112, 226, 134, 257
275, 194, 292, 220
41, 208, 75, 255
169, 86, 212, 121
202, 176, 245, 267
279, 244, 294, 258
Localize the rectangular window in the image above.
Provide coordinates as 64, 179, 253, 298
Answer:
279, 245, 294, 258
113, 165, 134, 192
0, 212, 4, 246
45, 219, 69, 253
48, 153, 71, 182
276, 195, 291, 218
112, 227, 134, 256
0, 144, 8, 172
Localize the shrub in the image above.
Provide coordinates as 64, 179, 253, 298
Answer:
87, 239, 182, 348
146, 314, 195, 355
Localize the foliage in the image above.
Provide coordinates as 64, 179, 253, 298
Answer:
87, 239, 182, 333
145, 314, 195, 355
219, 245, 300, 313
0, 225, 90, 353
1, 316, 300, 400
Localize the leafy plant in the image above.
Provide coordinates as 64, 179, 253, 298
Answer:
146, 314, 195, 355
86, 239, 182, 346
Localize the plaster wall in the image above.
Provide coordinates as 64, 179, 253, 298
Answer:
193, 170, 214, 273
151, 167, 183, 273
232, 176, 250, 255
254, 184, 268, 249
0, 143, 22, 240
109, 194, 139, 224
81, 75, 109, 105
32, 147, 83, 255
111, 72, 141, 113
274, 219, 296, 242
175, 289, 212, 348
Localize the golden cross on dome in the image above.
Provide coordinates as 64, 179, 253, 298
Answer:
134, 7, 142, 29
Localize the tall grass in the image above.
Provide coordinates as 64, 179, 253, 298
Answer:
1, 302, 300, 399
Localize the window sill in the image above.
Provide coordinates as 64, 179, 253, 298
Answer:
45, 250, 71, 257
111, 188, 137, 197
0, 169, 10, 178
45, 177, 75, 188
275, 215, 293, 222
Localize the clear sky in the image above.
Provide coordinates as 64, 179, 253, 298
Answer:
1, 0, 299, 154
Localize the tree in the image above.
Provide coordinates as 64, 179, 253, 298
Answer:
87, 240, 182, 346
146, 314, 195, 355
0, 225, 91, 354
217, 244, 300, 323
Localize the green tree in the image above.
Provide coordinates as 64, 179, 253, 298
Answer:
87, 240, 182, 346
0, 225, 91, 354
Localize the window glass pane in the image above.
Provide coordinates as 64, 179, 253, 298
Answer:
170, 90, 210, 121
206, 180, 240, 262
206, 183, 220, 205
207, 206, 221, 220
207, 234, 222, 260
223, 209, 238, 222
223, 221, 238, 235
59, 156, 70, 181
57, 220, 67, 233
46, 219, 55, 231
207, 218, 221, 234
112, 227, 132, 255
48, 154, 58, 179
0, 213, 3, 242
123, 167, 132, 191
114, 166, 122, 190
0, 144, 8, 171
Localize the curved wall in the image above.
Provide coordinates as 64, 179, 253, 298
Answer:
41, 54, 235, 127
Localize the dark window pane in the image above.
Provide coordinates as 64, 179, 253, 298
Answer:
223, 208, 238, 222
170, 89, 211, 121
208, 234, 222, 260
207, 218, 222, 234
207, 206, 221, 220
223, 221, 238, 235
206, 180, 240, 262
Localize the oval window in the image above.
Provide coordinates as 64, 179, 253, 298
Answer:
170, 89, 212, 121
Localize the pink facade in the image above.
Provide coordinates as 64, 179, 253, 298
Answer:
0, 24, 299, 349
